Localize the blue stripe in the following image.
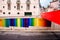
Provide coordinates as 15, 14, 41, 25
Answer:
29, 18, 31, 26
10, 19, 14, 26
14, 19, 17, 27
21, 18, 24, 27
28, 18, 30, 27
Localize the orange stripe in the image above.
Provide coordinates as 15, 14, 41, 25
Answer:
0, 19, 4, 27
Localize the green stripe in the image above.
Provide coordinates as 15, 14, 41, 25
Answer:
31, 18, 34, 26
20, 18, 22, 27
5, 19, 10, 27
15, 19, 17, 27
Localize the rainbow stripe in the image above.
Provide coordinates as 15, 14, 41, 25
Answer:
5, 19, 10, 27
24, 18, 29, 27
17, 18, 20, 27
0, 19, 4, 27
0, 18, 51, 27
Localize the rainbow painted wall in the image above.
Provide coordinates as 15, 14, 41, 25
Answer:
0, 18, 51, 27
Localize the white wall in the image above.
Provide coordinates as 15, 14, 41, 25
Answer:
0, 0, 40, 18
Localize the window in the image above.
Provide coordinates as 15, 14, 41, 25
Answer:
3, 12, 5, 14
14, 6, 16, 8
7, 0, 11, 10
2, 0, 4, 1
26, 0, 31, 10
7, 0, 11, 3
59, 4, 60, 6
17, 0, 20, 2
34, 6, 35, 8
17, 12, 20, 14
17, 4, 20, 10
16, 0, 20, 10
8, 12, 11, 14
27, 4, 30, 10
21, 6, 23, 8
8, 4, 11, 10
25, 12, 32, 16
3, 6, 5, 8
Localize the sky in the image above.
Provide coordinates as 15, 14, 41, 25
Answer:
40, 0, 52, 8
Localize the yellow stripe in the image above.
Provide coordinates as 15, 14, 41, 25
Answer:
34, 18, 36, 26
17, 18, 20, 27
37, 18, 40, 27
39, 18, 45, 27
34, 18, 38, 27
3, 19, 5, 27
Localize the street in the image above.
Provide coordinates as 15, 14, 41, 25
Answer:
0, 31, 60, 40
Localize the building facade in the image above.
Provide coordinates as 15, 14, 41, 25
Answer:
1, 0, 59, 30
0, 0, 40, 17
